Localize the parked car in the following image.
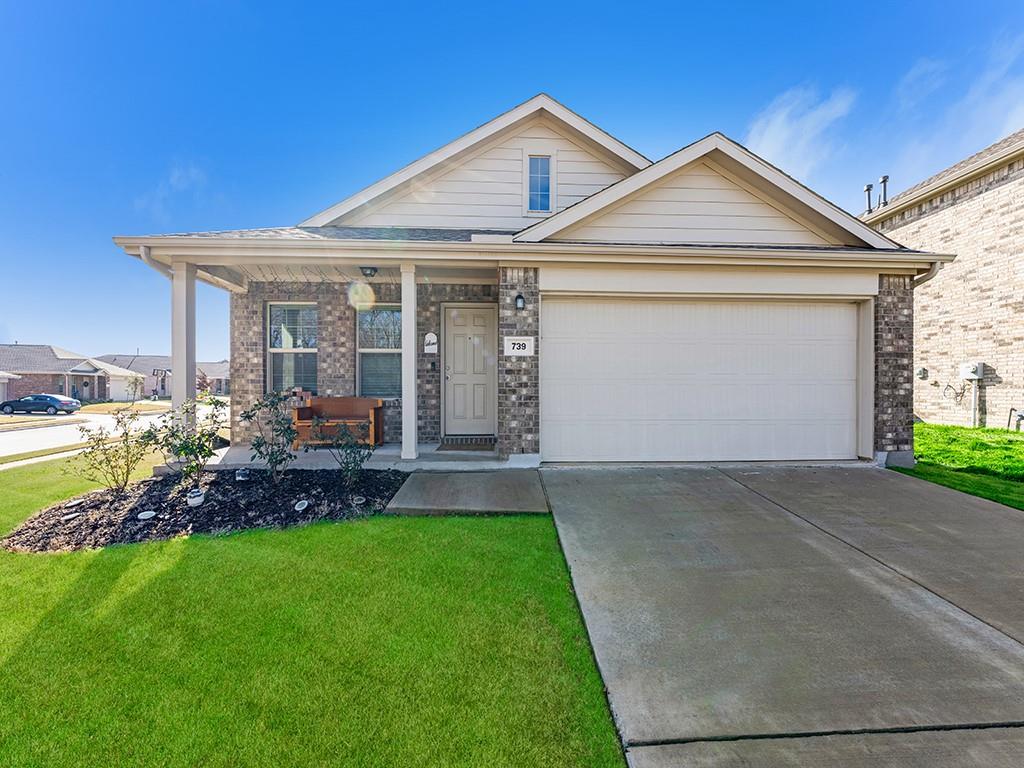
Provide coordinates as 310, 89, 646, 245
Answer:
0, 394, 82, 415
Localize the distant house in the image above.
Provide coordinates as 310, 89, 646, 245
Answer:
96, 354, 230, 398
864, 127, 1024, 427
0, 371, 20, 402
0, 344, 142, 401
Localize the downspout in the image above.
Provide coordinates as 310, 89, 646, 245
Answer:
140, 245, 172, 279
913, 261, 942, 288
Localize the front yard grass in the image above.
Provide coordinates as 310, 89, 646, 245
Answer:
0, 458, 623, 767
79, 400, 171, 414
894, 422, 1024, 510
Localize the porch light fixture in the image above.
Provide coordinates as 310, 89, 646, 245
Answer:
514, 293, 526, 311
359, 266, 378, 278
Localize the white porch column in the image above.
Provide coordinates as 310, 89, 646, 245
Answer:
400, 263, 418, 459
171, 261, 197, 426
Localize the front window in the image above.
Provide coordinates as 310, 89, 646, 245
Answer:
528, 155, 551, 212
357, 306, 401, 398
268, 303, 318, 393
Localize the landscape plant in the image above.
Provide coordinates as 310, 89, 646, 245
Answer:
126, 376, 144, 404
142, 396, 228, 488
66, 409, 150, 494
308, 417, 374, 489
240, 391, 297, 483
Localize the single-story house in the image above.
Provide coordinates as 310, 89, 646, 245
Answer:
0, 371, 20, 402
863, 127, 1024, 428
113, 94, 951, 467
97, 355, 231, 398
0, 344, 142, 401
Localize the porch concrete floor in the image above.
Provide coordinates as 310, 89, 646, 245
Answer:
210, 443, 540, 472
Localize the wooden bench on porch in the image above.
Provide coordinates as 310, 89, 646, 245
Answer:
292, 396, 385, 450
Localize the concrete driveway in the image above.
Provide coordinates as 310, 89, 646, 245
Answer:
544, 466, 1024, 767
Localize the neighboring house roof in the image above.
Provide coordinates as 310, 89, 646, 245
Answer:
91, 359, 143, 379
300, 93, 651, 228
142, 226, 518, 242
864, 126, 1024, 223
0, 344, 106, 375
97, 354, 230, 380
97, 354, 172, 376
514, 132, 900, 250
198, 360, 230, 380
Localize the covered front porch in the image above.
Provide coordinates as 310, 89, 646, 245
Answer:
132, 245, 540, 464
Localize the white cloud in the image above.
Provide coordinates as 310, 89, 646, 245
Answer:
745, 86, 857, 183
895, 58, 947, 113
135, 161, 208, 223
889, 33, 1024, 192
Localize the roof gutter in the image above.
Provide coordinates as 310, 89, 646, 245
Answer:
139, 245, 172, 279
913, 260, 943, 288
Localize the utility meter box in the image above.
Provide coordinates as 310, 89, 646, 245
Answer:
959, 362, 984, 380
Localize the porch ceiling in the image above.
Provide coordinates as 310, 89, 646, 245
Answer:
236, 264, 497, 284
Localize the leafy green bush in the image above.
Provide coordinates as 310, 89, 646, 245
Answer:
308, 417, 374, 489
143, 397, 228, 487
67, 409, 150, 493
240, 392, 297, 483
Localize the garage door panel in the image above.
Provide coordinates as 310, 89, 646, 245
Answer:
540, 299, 860, 462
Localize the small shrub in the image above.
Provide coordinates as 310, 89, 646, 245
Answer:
66, 409, 149, 494
240, 392, 297, 483
142, 397, 228, 488
308, 417, 374, 489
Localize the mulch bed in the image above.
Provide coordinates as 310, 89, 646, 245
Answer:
3, 469, 409, 553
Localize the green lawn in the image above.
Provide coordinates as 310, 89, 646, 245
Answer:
0, 460, 622, 767
894, 422, 1024, 509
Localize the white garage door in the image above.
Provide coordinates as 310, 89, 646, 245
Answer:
540, 298, 859, 462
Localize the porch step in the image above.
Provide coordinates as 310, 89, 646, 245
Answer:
438, 435, 497, 452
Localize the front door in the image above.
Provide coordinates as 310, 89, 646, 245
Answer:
444, 305, 497, 435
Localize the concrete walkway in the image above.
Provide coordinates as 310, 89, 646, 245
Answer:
545, 466, 1024, 767
386, 470, 548, 514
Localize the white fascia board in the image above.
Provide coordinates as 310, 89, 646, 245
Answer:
298, 94, 650, 227
514, 133, 901, 250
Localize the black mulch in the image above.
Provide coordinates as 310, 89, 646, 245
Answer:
3, 469, 409, 553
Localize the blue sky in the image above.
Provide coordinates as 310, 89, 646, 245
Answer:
2, 1, 1023, 360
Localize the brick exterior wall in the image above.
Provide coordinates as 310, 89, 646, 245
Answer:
497, 267, 540, 457
7, 373, 106, 401
229, 280, 498, 445
8, 373, 62, 399
873, 157, 1024, 427
875, 275, 915, 457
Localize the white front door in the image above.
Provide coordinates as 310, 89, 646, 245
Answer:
444, 305, 497, 435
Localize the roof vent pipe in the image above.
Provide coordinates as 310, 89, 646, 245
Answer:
879, 175, 889, 207
864, 183, 874, 214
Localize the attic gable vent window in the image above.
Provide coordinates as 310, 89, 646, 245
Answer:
528, 155, 552, 212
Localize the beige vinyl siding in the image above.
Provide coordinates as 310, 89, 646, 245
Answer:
553, 161, 830, 246
340, 118, 628, 230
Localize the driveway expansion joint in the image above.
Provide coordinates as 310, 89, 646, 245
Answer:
716, 466, 1024, 651
625, 719, 1024, 749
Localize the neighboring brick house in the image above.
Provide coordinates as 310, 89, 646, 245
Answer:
113, 94, 950, 467
864, 128, 1024, 428
0, 344, 142, 402
97, 354, 231, 398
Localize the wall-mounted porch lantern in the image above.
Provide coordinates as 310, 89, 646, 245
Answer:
360, 266, 378, 278
514, 293, 526, 311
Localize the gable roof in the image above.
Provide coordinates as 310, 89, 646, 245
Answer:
513, 132, 901, 250
98, 354, 230, 380
300, 94, 651, 228
864, 126, 1024, 223
0, 344, 125, 376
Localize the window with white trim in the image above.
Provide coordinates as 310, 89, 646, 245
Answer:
267, 303, 318, 393
528, 155, 552, 212
357, 305, 401, 397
